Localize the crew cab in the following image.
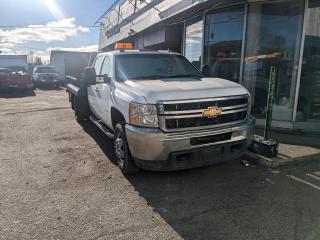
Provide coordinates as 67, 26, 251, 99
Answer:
66, 50, 255, 174
33, 65, 60, 86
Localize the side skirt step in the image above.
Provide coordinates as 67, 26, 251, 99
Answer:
89, 115, 114, 139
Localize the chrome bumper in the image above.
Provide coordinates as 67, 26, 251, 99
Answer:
35, 77, 59, 83
40, 79, 59, 83
125, 116, 255, 164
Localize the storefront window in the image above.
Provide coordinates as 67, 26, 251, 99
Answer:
185, 20, 203, 70
297, 0, 320, 121
243, 0, 304, 121
203, 6, 244, 83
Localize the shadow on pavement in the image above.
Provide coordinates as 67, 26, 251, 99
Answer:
78, 119, 284, 239
35, 85, 65, 91
79, 120, 117, 165
0, 89, 36, 98
125, 163, 271, 240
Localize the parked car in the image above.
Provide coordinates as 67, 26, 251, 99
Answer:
66, 50, 255, 174
0, 55, 34, 92
0, 67, 33, 92
33, 65, 60, 87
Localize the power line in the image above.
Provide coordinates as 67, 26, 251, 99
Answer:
7, 46, 48, 51
0, 26, 100, 29
95, 0, 122, 24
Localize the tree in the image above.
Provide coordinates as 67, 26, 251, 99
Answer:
34, 57, 42, 66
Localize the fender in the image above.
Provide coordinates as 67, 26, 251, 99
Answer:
107, 81, 147, 131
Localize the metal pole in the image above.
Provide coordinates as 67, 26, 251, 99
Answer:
264, 65, 277, 139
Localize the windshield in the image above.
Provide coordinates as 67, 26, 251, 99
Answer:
1, 66, 27, 74
36, 67, 57, 73
0, 68, 10, 74
115, 54, 201, 81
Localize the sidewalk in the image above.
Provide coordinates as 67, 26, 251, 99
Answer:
245, 129, 320, 168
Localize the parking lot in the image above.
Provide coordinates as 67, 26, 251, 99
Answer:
1, 89, 320, 240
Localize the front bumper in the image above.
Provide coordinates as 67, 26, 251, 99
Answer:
125, 116, 255, 170
0, 83, 34, 91
35, 77, 60, 84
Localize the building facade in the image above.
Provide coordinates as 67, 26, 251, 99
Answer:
98, 0, 320, 133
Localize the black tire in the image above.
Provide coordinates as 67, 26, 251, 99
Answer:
74, 96, 90, 122
70, 94, 75, 110
114, 123, 139, 174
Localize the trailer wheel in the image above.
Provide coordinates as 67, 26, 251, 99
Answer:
114, 123, 139, 175
70, 94, 75, 110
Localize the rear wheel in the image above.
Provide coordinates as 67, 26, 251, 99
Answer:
114, 123, 139, 174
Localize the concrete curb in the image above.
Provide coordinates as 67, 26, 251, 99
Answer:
244, 150, 320, 168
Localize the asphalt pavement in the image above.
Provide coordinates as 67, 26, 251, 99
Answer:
0, 88, 320, 240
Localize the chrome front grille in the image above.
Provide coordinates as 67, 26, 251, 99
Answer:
158, 95, 249, 132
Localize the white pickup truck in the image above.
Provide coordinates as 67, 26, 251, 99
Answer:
67, 50, 255, 174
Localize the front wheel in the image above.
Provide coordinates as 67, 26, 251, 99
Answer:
114, 123, 139, 175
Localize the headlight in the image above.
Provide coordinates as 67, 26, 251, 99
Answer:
129, 103, 158, 128
231, 129, 247, 138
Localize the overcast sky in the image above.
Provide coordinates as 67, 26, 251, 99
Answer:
0, 0, 111, 60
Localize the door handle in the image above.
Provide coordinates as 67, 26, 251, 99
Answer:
95, 87, 99, 92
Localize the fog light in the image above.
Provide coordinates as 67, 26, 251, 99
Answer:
231, 129, 247, 138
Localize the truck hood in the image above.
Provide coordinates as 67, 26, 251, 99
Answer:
123, 77, 248, 104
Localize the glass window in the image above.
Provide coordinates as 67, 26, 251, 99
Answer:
243, 0, 304, 121
297, 0, 320, 121
203, 5, 245, 83
115, 54, 201, 81
185, 20, 203, 70
35, 67, 57, 73
101, 57, 112, 76
93, 55, 104, 75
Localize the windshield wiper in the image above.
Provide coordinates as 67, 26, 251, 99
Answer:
130, 75, 167, 80
167, 74, 201, 79
129, 74, 200, 80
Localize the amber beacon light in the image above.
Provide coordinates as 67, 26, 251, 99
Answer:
115, 42, 134, 50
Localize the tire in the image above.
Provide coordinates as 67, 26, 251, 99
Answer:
74, 96, 90, 122
114, 123, 139, 174
70, 95, 75, 110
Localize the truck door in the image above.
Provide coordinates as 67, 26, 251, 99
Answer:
96, 56, 112, 126
87, 55, 104, 118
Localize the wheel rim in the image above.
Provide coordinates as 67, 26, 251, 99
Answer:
114, 133, 125, 167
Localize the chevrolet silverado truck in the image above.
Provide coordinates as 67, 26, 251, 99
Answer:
66, 50, 255, 174
33, 65, 60, 87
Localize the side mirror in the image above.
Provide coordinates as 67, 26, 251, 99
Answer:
84, 67, 96, 86
201, 65, 210, 77
103, 74, 111, 84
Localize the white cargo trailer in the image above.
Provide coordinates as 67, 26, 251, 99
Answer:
50, 51, 97, 82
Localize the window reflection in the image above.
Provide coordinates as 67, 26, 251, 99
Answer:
203, 6, 244, 83
243, 0, 304, 121
185, 20, 203, 70
297, 0, 320, 121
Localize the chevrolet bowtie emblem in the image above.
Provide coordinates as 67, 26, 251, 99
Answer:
202, 106, 222, 118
